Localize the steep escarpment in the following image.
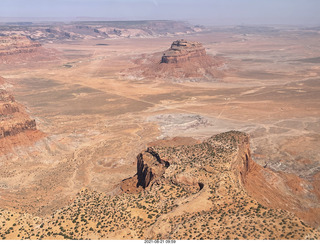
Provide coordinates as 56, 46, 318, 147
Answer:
0, 35, 57, 64
125, 39, 226, 81
0, 77, 44, 153
0, 36, 41, 56
238, 146, 320, 227
225, 131, 320, 228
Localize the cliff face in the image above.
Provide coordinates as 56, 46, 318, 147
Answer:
0, 36, 41, 56
0, 87, 37, 138
230, 133, 256, 186
137, 148, 169, 188
161, 39, 207, 64
229, 132, 320, 228
121, 148, 169, 193
0, 77, 43, 153
0, 35, 57, 64
0, 119, 36, 139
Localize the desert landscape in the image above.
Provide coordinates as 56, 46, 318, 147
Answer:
0, 20, 319, 240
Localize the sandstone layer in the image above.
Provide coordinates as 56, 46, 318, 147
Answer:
0, 36, 41, 56
161, 39, 207, 64
0, 77, 44, 153
0, 35, 57, 64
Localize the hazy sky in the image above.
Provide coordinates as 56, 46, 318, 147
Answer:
1, 0, 319, 26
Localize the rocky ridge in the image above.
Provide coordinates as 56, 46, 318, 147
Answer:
0, 131, 319, 240
0, 21, 203, 43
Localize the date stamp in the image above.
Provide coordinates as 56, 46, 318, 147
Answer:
144, 240, 177, 244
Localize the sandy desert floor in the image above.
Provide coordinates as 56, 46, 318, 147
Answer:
0, 27, 319, 218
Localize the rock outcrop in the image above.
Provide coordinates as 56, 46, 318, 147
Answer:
0, 87, 37, 138
0, 36, 41, 56
0, 76, 5, 85
0, 76, 43, 153
161, 39, 207, 64
121, 148, 169, 193
0, 35, 57, 64
126, 39, 226, 81
137, 148, 169, 188
226, 131, 320, 228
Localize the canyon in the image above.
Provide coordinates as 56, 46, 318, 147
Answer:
0, 22, 319, 240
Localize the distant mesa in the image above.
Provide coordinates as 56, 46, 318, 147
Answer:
0, 35, 57, 64
126, 39, 226, 81
161, 39, 207, 64
0, 35, 41, 56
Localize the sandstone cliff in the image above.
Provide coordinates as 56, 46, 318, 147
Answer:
136, 148, 169, 188
0, 76, 5, 85
121, 148, 169, 193
225, 131, 320, 228
0, 35, 57, 64
0, 87, 37, 138
0, 36, 41, 56
0, 77, 43, 153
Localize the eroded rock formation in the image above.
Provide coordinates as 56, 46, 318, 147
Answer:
161, 39, 206, 64
0, 76, 43, 153
0, 35, 57, 64
1, 130, 319, 240
0, 36, 41, 56
137, 148, 169, 188
0, 87, 37, 138
126, 39, 226, 81
227, 131, 320, 228
121, 148, 169, 193
122, 130, 320, 230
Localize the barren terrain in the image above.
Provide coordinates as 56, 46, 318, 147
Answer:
0, 23, 319, 239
